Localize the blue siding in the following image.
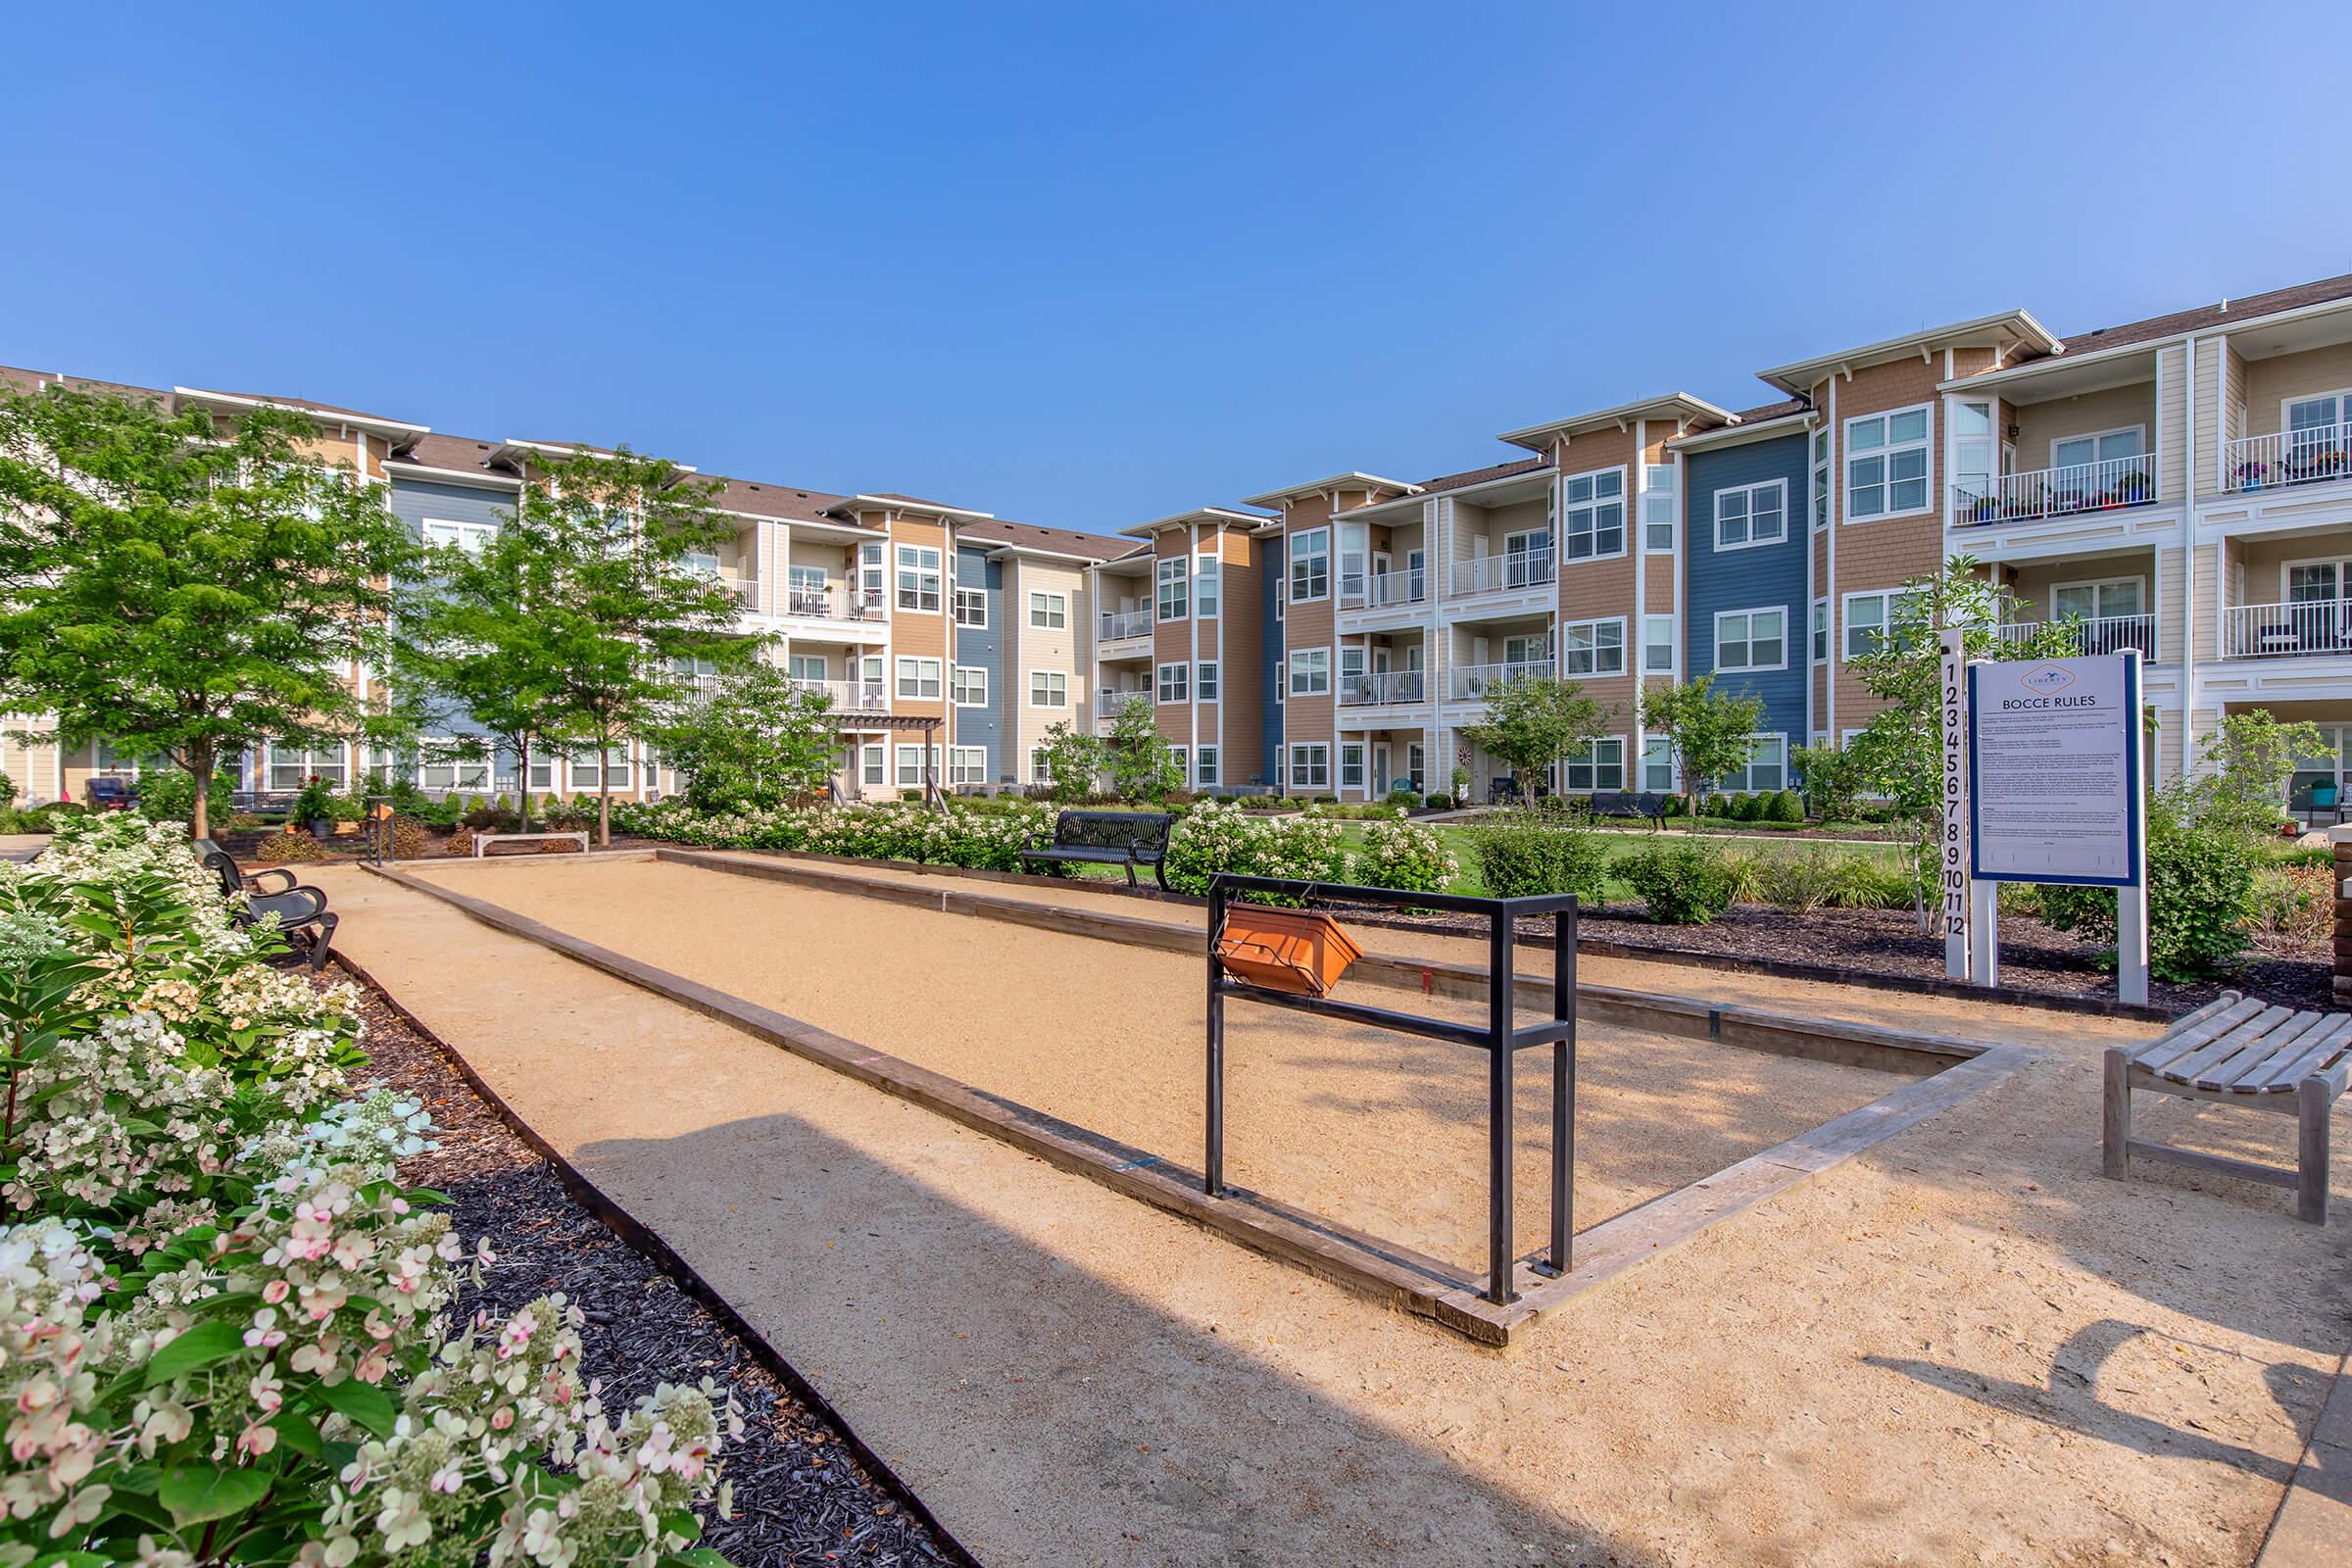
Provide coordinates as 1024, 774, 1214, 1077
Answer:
955, 546, 1004, 783
1684, 432, 1810, 759
1259, 540, 1284, 785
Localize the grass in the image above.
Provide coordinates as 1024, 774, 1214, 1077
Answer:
1334, 821, 1910, 900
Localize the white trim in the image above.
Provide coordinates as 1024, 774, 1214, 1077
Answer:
2048, 424, 2147, 468
1026, 668, 1070, 709
1559, 615, 1628, 678
1156, 662, 1190, 704
1712, 606, 1789, 674
1711, 477, 1788, 552
951, 664, 988, 708
1287, 526, 1332, 604
1841, 401, 1935, 523
894, 543, 944, 613
1838, 587, 1914, 663
1288, 645, 1332, 697
1555, 464, 1628, 564
894, 656, 943, 701
1027, 589, 1068, 629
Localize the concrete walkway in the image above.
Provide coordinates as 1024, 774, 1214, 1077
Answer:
313, 861, 2350, 1568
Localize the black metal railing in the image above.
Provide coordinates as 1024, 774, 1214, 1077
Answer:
1205, 875, 1579, 1306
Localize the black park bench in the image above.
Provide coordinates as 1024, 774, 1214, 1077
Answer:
192, 837, 340, 971
1589, 790, 1673, 828
1019, 809, 1174, 889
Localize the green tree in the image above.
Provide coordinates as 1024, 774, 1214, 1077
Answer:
514, 447, 763, 845
643, 661, 839, 811
1790, 741, 1868, 825
1033, 720, 1103, 804
0, 385, 420, 838
1642, 675, 1765, 819
1460, 675, 1616, 800
2202, 709, 2327, 834
1102, 694, 1182, 802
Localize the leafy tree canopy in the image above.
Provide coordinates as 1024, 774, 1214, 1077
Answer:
643, 661, 839, 812
1643, 676, 1763, 814
1461, 675, 1616, 799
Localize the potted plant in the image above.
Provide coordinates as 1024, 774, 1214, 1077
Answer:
2234, 459, 2268, 492
291, 774, 338, 839
2315, 779, 2340, 811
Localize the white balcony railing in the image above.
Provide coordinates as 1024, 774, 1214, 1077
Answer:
2220, 600, 2352, 661
1447, 550, 1556, 597
788, 677, 890, 711
1099, 608, 1152, 642
1339, 565, 1432, 611
1338, 669, 1428, 707
1993, 613, 2157, 661
1447, 660, 1555, 702
1952, 453, 2156, 524
1097, 690, 1151, 732
2223, 420, 2352, 494
779, 583, 886, 621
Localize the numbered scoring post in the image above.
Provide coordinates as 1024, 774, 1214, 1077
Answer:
1939, 645, 1969, 935
1965, 654, 2142, 888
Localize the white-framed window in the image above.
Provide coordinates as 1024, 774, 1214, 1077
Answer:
2051, 576, 2144, 622
1156, 558, 1189, 621
1197, 661, 1219, 701
1289, 743, 1330, 791
1812, 428, 1831, 531
1643, 614, 1675, 673
1563, 738, 1625, 792
1196, 746, 1219, 787
1713, 478, 1787, 550
1340, 743, 1365, 791
952, 665, 988, 707
526, 754, 555, 792
1844, 404, 1932, 520
896, 657, 942, 700
267, 744, 346, 792
2285, 392, 2352, 464
1952, 399, 1997, 503
950, 747, 988, 787
1339, 646, 1366, 685
1028, 669, 1068, 708
1028, 747, 1050, 784
1719, 734, 1788, 794
2052, 426, 2145, 473
1029, 591, 1066, 629
417, 742, 491, 794
567, 746, 630, 791
1811, 598, 1829, 662
787, 653, 828, 684
1169, 746, 1188, 783
1642, 464, 1677, 552
1561, 616, 1626, 676
861, 744, 886, 787
1289, 527, 1330, 603
1156, 662, 1189, 703
1289, 647, 1331, 696
895, 545, 942, 612
1196, 556, 1220, 618
1504, 632, 1549, 667
953, 586, 987, 626
895, 744, 944, 788
421, 518, 496, 555
1842, 589, 1919, 660
856, 541, 886, 607
1557, 467, 1626, 561
1715, 608, 1787, 672
1641, 737, 1676, 792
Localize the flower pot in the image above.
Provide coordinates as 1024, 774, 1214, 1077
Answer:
307, 816, 333, 840
1215, 906, 1363, 998
2314, 783, 2339, 809
332, 820, 360, 836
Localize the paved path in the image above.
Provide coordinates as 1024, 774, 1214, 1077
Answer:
313, 861, 2349, 1568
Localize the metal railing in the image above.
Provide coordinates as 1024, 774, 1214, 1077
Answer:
1097, 690, 1151, 731
1952, 453, 2156, 524
2220, 600, 2352, 660
1448, 550, 1556, 597
1448, 660, 1554, 701
1098, 608, 1152, 642
1338, 669, 1428, 707
1993, 612, 2157, 660
780, 583, 887, 621
788, 676, 890, 710
2223, 420, 2352, 493
1340, 565, 1431, 610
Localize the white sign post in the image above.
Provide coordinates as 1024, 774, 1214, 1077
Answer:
1937, 629, 1970, 980
1966, 648, 2148, 1004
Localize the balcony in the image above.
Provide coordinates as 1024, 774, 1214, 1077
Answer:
1339, 566, 1431, 611
1448, 551, 1555, 597
2222, 422, 2352, 494
2220, 600, 2352, 661
788, 676, 889, 711
1447, 660, 1554, 702
1099, 608, 1152, 642
1097, 690, 1151, 732
779, 583, 887, 622
1952, 454, 2156, 526
1338, 669, 1428, 707
1993, 613, 2157, 661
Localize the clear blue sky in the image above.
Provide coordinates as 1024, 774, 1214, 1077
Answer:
2, 3, 2343, 535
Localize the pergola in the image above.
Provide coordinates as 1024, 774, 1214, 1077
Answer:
842, 712, 946, 808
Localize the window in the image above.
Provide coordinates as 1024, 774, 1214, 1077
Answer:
2288, 726, 2352, 807
895, 745, 944, 788
1195, 747, 1219, 787
1156, 662, 1189, 703
1029, 591, 1067, 629
1339, 646, 1366, 684
417, 743, 490, 793
1557, 467, 1626, 561
1170, 746, 1188, 783
1844, 405, 1932, 520
1289, 648, 1330, 696
2286, 392, 2352, 464
952, 665, 988, 707
1714, 479, 1787, 550
1563, 738, 1625, 792
1197, 661, 1219, 701
857, 542, 885, 608
1642, 465, 1677, 552
2287, 561, 2350, 603
566, 746, 630, 791
2051, 577, 2143, 623
862, 745, 886, 788
1501, 528, 1553, 589
1504, 632, 1549, 668
896, 657, 942, 700
1289, 527, 1330, 603
1289, 743, 1330, 791
1156, 558, 1189, 621
1407, 743, 1425, 791
1715, 608, 1787, 672
895, 545, 942, 611
422, 518, 496, 555
1340, 743, 1365, 792
1811, 599, 1829, 662
1719, 734, 1788, 794
268, 744, 345, 792
1842, 589, 1920, 660
1561, 617, 1626, 676
1029, 670, 1068, 708
1196, 557, 1220, 617
954, 586, 987, 626
1029, 748, 1050, 784
1643, 614, 1675, 673
1812, 429, 1831, 531
1953, 400, 1997, 503
2052, 426, 2144, 473
951, 748, 988, 787
1642, 738, 1676, 793
788, 653, 828, 684
526, 754, 555, 792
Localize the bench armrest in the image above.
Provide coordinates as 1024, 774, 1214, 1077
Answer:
246, 867, 300, 894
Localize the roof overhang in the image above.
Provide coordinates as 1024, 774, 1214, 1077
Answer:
984, 543, 1103, 565
488, 439, 698, 474
1119, 505, 1274, 539
384, 459, 523, 490
1939, 337, 2165, 403
1666, 411, 1815, 454
826, 494, 995, 523
1238, 472, 1420, 510
1755, 310, 2060, 396
1497, 393, 1737, 452
172, 386, 429, 440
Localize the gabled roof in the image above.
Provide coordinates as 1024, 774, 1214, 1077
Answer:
1120, 505, 1274, 539
1238, 471, 1419, 510
173, 384, 428, 438
2053, 271, 2352, 355
825, 492, 996, 523
1756, 310, 2059, 396
1497, 393, 1737, 452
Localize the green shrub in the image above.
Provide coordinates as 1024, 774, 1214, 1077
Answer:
1716, 850, 1766, 906
1757, 848, 1840, 913
1423, 793, 1453, 810
1619, 842, 1737, 924
1461, 816, 1608, 901
1660, 793, 1689, 817
1765, 789, 1805, 824
133, 765, 232, 829
2041, 801, 2262, 981
1823, 855, 1907, 909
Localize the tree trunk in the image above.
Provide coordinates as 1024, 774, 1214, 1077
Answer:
187, 740, 214, 841
597, 742, 612, 848
517, 739, 533, 832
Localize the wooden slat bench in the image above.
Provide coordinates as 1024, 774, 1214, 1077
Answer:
2103, 992, 2352, 1223
472, 830, 590, 858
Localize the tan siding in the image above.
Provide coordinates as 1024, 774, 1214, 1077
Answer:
2157, 344, 2187, 501
1828, 360, 1947, 729
2009, 382, 2158, 472
2243, 341, 2352, 437
2192, 543, 2218, 662
1283, 499, 1338, 792
1215, 530, 1265, 790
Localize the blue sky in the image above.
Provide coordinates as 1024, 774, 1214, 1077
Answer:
1, 3, 2343, 535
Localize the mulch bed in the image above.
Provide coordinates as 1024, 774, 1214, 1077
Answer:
343, 984, 958, 1567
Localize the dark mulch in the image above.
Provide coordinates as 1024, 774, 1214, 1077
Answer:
343, 986, 957, 1568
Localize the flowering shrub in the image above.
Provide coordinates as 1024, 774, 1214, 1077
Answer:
0, 812, 740, 1567
612, 797, 1053, 872
1351, 811, 1458, 894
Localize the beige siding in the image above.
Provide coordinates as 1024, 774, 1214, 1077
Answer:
2157, 344, 2187, 501
2243, 341, 2352, 437
2192, 543, 2219, 662
2156, 544, 2186, 669
2009, 382, 2157, 472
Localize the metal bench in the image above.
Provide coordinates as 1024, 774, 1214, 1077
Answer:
1018, 809, 1173, 889
472, 830, 589, 858
1589, 790, 1672, 828
2103, 992, 2352, 1223
191, 837, 339, 971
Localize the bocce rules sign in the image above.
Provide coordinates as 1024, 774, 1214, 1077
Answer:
1965, 653, 2142, 887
